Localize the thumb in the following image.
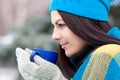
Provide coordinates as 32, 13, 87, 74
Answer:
25, 48, 33, 55
25, 48, 44, 65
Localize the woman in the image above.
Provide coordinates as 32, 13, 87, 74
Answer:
16, 0, 120, 80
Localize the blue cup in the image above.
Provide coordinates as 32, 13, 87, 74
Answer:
30, 48, 58, 64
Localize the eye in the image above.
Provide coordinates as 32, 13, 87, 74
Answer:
58, 23, 66, 28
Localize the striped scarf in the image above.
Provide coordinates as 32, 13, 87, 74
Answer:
72, 44, 120, 80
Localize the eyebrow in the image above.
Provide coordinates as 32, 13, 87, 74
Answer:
55, 19, 63, 25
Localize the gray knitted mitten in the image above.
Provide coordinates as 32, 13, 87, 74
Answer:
16, 47, 68, 80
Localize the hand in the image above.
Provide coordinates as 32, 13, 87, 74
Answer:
16, 47, 67, 80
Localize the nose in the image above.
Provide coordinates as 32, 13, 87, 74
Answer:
52, 28, 61, 41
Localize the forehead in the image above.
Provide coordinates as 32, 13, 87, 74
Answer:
51, 10, 63, 23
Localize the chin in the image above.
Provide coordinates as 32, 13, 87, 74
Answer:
65, 49, 80, 57
65, 51, 74, 57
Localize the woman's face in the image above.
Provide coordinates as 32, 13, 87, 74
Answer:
51, 10, 87, 57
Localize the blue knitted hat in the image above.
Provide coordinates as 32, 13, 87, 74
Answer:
49, 0, 120, 21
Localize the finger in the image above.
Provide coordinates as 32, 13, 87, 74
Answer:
34, 55, 53, 65
16, 47, 25, 57
25, 48, 33, 55
16, 47, 30, 62
34, 55, 45, 65
25, 48, 43, 65
24, 48, 51, 65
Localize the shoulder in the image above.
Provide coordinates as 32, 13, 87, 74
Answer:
90, 44, 120, 79
92, 44, 120, 57
72, 44, 120, 80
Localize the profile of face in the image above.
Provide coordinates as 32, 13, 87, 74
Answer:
51, 10, 87, 57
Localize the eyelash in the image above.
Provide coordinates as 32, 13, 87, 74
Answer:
58, 23, 66, 28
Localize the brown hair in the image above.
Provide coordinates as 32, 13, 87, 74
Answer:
57, 11, 120, 77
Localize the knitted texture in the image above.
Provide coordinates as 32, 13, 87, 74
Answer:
49, 0, 120, 21
16, 45, 120, 80
72, 44, 120, 80
16, 48, 68, 80
107, 27, 120, 38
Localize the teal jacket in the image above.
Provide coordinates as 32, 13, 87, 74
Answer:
72, 44, 120, 80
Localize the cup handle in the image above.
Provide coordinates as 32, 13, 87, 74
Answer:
30, 51, 36, 62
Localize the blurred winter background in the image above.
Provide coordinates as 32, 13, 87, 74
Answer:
0, 0, 120, 80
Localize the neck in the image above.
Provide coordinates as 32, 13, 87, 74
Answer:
69, 45, 95, 71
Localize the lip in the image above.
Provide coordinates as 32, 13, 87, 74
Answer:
60, 42, 68, 49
